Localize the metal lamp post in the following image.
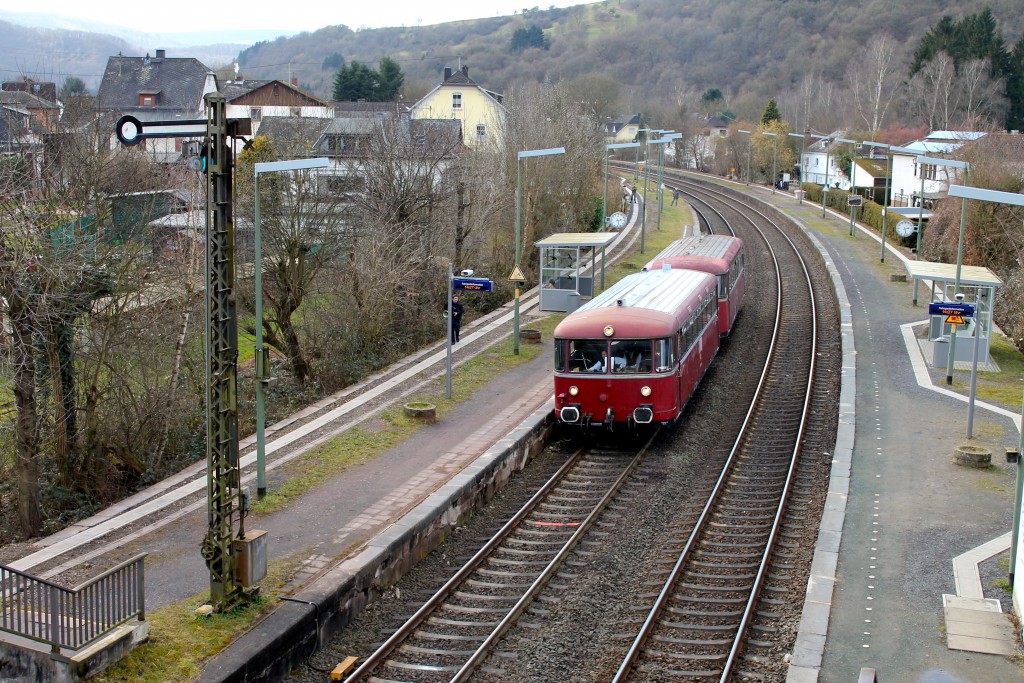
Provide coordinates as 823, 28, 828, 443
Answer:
788, 131, 807, 203
606, 142, 641, 225
914, 156, 969, 306
738, 129, 752, 185
253, 157, 329, 499
936, 163, 972, 385
658, 133, 682, 232
947, 185, 1024, 584
863, 141, 891, 258
644, 138, 671, 253
514, 147, 565, 355
762, 131, 778, 194
862, 142, 917, 263
809, 134, 833, 217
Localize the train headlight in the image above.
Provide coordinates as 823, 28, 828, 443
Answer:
640, 385, 652, 397
569, 385, 579, 396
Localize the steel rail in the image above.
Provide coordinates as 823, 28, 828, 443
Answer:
345, 446, 587, 681
612, 178, 818, 682
610, 187, 786, 683
448, 430, 660, 682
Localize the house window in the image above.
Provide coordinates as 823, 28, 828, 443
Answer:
921, 164, 938, 180
251, 107, 262, 121
476, 124, 486, 139
452, 92, 462, 110
138, 90, 160, 106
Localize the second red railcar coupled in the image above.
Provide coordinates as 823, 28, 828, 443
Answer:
644, 233, 746, 337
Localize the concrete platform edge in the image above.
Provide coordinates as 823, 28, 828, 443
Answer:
197, 404, 555, 683
716, 190, 853, 683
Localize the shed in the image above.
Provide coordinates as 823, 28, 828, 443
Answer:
904, 261, 1003, 369
534, 232, 619, 312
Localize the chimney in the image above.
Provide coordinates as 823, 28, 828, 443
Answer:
155, 49, 166, 59
461, 66, 469, 77
444, 67, 452, 80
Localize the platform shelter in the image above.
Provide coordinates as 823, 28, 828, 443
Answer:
905, 260, 1003, 368
534, 232, 619, 312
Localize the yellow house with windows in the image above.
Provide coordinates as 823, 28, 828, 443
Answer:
410, 66, 504, 150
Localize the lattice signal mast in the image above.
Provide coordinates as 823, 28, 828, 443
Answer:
116, 93, 252, 610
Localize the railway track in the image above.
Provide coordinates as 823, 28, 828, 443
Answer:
347, 435, 659, 682
295, 173, 841, 683
612, 176, 819, 681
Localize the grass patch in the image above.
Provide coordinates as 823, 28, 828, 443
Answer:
93, 555, 302, 683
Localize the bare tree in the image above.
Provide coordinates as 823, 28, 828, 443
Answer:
848, 35, 900, 136
906, 52, 957, 130
958, 58, 1006, 126
236, 133, 350, 386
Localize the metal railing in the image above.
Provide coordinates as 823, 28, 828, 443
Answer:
1, 553, 146, 652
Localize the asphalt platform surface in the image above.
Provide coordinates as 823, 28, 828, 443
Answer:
753, 187, 1023, 683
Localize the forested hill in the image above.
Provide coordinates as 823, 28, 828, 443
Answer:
238, 0, 1024, 117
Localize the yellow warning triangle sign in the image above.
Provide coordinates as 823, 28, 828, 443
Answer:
508, 264, 527, 283
945, 314, 965, 325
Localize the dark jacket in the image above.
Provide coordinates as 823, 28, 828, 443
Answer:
451, 299, 464, 323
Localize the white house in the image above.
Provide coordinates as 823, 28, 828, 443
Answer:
889, 131, 983, 207
801, 134, 849, 188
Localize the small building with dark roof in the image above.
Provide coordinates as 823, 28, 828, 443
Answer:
97, 49, 217, 162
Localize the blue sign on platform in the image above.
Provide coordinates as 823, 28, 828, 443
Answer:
928, 302, 975, 317
454, 277, 494, 292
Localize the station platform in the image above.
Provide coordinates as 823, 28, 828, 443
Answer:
740, 185, 1024, 682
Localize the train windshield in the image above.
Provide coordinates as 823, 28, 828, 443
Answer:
557, 339, 654, 374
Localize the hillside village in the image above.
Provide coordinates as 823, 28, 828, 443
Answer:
4, 47, 1009, 228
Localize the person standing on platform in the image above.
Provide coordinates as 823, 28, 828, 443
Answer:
671, 188, 680, 206
631, 185, 639, 204
450, 294, 464, 343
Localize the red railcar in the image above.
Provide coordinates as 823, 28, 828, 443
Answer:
553, 268, 720, 429
643, 234, 745, 336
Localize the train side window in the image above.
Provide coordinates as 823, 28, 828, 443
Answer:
654, 338, 673, 372
718, 274, 728, 299
554, 340, 567, 372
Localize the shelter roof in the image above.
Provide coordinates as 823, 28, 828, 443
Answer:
535, 233, 620, 248
884, 207, 934, 219
905, 261, 1003, 288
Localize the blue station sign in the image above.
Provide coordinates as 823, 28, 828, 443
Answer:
454, 277, 494, 292
928, 302, 975, 318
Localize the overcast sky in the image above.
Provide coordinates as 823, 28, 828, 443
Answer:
0, 0, 601, 34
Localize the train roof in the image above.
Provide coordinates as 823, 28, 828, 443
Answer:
554, 269, 716, 339
643, 234, 743, 274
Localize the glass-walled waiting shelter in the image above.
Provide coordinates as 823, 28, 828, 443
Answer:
905, 260, 1003, 367
535, 233, 619, 312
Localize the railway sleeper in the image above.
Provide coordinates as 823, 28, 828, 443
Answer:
410, 630, 490, 642
662, 610, 743, 621
427, 616, 500, 628
667, 593, 749, 606
651, 634, 733, 646
399, 643, 479, 656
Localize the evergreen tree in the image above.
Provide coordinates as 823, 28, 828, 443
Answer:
374, 57, 405, 101
59, 77, 88, 99
1007, 36, 1024, 131
910, 9, 1021, 130
332, 61, 378, 101
761, 98, 781, 126
510, 25, 549, 52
